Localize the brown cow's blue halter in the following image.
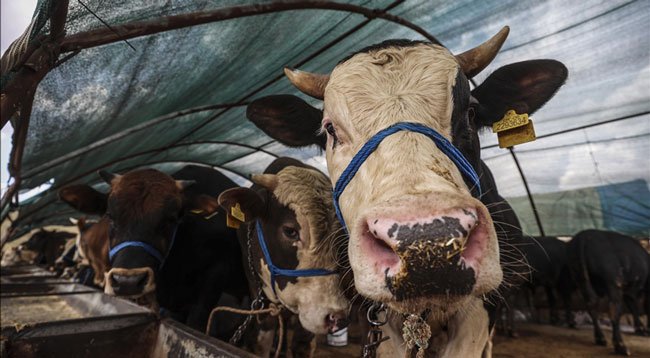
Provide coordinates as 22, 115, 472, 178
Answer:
333, 122, 482, 231
255, 220, 335, 296
108, 225, 178, 269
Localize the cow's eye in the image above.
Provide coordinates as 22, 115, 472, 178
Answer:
282, 226, 299, 241
468, 105, 476, 122
324, 122, 338, 147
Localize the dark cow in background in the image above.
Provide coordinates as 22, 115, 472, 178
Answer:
219, 157, 349, 357
498, 236, 575, 337
246, 26, 567, 355
524, 236, 574, 327
567, 229, 650, 355
59, 165, 248, 336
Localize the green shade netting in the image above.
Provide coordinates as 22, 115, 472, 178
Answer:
6, 0, 649, 237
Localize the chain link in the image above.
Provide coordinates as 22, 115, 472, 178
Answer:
362, 302, 390, 358
229, 224, 266, 345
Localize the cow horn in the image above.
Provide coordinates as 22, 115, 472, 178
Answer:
455, 26, 510, 78
175, 180, 196, 190
284, 67, 329, 100
250, 174, 278, 192
98, 170, 121, 185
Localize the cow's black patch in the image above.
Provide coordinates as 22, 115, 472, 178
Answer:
387, 217, 468, 242
385, 217, 475, 300
338, 39, 429, 65
385, 249, 475, 300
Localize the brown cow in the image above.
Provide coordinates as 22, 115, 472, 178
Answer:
59, 166, 248, 338
71, 217, 110, 287
247, 27, 567, 356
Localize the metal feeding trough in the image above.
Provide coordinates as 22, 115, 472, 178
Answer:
1, 265, 255, 357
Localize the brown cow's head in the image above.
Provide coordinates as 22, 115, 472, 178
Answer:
247, 27, 567, 314
219, 164, 349, 334
59, 169, 218, 301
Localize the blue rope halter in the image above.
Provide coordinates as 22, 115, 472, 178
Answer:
255, 220, 336, 296
108, 225, 179, 269
333, 122, 482, 231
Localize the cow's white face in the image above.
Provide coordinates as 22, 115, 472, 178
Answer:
247, 26, 567, 317
321, 44, 501, 314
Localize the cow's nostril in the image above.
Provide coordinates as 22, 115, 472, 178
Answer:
363, 228, 401, 275
325, 312, 348, 332
111, 272, 149, 296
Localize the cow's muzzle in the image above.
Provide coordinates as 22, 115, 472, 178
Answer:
104, 267, 156, 297
363, 207, 486, 300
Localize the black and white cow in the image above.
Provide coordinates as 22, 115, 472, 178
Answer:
246, 26, 567, 356
218, 157, 349, 357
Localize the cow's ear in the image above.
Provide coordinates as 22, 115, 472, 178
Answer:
187, 194, 220, 217
247, 94, 326, 149
471, 60, 568, 127
58, 185, 108, 215
218, 188, 265, 222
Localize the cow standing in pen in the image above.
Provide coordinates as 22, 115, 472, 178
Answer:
568, 229, 649, 356
499, 236, 575, 337
218, 157, 349, 357
59, 165, 249, 338
246, 26, 567, 356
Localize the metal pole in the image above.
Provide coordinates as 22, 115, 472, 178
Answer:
508, 147, 545, 236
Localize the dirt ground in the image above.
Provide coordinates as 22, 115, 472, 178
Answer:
492, 323, 650, 358
314, 323, 650, 357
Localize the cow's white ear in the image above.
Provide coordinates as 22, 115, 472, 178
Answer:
251, 174, 278, 192
69, 218, 78, 225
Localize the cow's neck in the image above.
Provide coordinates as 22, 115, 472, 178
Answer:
383, 296, 489, 357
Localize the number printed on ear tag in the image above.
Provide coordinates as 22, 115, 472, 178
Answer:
492, 110, 536, 148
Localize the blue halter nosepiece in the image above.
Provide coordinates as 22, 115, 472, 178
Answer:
108, 225, 178, 269
333, 122, 482, 231
255, 221, 335, 296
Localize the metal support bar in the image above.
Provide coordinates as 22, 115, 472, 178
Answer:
508, 147, 545, 236
60, 1, 439, 53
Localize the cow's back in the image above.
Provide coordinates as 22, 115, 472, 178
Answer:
568, 230, 649, 295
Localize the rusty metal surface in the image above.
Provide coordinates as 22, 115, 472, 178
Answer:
0, 265, 57, 277
0, 266, 258, 357
1, 283, 96, 297
152, 319, 257, 358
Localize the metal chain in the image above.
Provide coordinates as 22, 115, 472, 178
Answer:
229, 224, 266, 345
362, 302, 390, 358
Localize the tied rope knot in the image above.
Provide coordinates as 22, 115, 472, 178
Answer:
206, 302, 285, 358
402, 314, 432, 358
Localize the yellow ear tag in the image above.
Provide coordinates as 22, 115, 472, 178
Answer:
492, 110, 536, 148
230, 203, 246, 222
190, 209, 204, 215
226, 213, 242, 229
